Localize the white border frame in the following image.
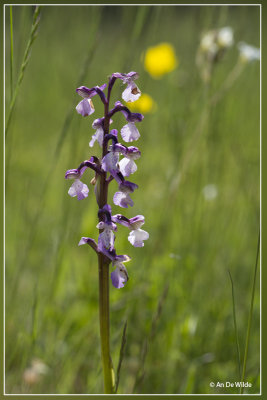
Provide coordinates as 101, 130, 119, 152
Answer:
3, 3, 262, 396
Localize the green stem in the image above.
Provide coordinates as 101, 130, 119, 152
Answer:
240, 230, 260, 394
228, 270, 241, 381
98, 254, 115, 394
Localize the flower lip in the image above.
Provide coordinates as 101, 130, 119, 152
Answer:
68, 179, 89, 200
110, 256, 131, 289
111, 264, 129, 289
76, 98, 95, 117
121, 123, 141, 143
128, 228, 149, 247
122, 82, 141, 103
113, 191, 134, 208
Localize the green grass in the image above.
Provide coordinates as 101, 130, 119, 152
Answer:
5, 5, 260, 394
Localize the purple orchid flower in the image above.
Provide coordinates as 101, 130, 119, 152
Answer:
89, 118, 114, 148
111, 260, 129, 289
65, 165, 89, 200
112, 72, 141, 103
76, 84, 107, 117
117, 145, 141, 176
112, 214, 149, 247
89, 118, 104, 148
113, 180, 138, 208
102, 143, 141, 178
65, 158, 101, 201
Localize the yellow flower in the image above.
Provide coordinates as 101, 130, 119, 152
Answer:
144, 42, 178, 79
127, 93, 156, 114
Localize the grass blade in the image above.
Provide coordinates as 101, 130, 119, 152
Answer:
240, 229, 260, 394
5, 6, 42, 138
228, 269, 241, 381
133, 283, 169, 393
115, 321, 127, 393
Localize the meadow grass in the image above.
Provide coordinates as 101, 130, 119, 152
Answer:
5, 5, 260, 394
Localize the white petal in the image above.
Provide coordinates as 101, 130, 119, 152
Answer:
89, 127, 104, 148
102, 151, 120, 172
128, 229, 149, 247
121, 123, 140, 142
119, 158, 137, 177
76, 98, 95, 117
68, 179, 89, 200
122, 83, 141, 103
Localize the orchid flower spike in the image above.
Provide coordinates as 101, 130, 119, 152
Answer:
65, 71, 148, 289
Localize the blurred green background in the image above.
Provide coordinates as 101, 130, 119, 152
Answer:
5, 5, 260, 395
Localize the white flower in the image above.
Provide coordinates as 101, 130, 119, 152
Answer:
238, 42, 260, 63
200, 31, 217, 52
217, 27, 234, 48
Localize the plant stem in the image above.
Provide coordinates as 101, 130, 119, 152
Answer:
97, 95, 115, 394
98, 253, 115, 393
240, 230, 260, 394
228, 270, 241, 381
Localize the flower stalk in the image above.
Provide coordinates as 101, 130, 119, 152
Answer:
65, 72, 149, 393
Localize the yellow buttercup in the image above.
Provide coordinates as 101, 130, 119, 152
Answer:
144, 42, 178, 78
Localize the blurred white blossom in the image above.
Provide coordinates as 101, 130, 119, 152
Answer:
23, 358, 49, 385
197, 27, 234, 82
217, 27, 234, 48
238, 42, 260, 63
202, 184, 218, 201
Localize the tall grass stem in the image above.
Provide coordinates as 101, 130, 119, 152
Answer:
240, 230, 260, 394
228, 270, 242, 381
115, 321, 127, 393
5, 6, 41, 138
